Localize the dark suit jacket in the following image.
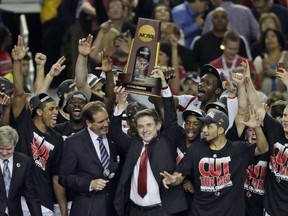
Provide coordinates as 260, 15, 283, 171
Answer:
0, 152, 42, 216
111, 96, 188, 216
59, 128, 125, 216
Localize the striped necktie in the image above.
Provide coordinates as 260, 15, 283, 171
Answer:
97, 137, 109, 169
3, 160, 11, 197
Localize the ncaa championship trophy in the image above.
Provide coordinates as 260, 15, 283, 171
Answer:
116, 18, 161, 96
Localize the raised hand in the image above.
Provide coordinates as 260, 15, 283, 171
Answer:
241, 60, 251, 82
169, 34, 178, 48
114, 86, 128, 111
11, 35, 29, 61
231, 70, 245, 86
95, 51, 113, 73
100, 20, 112, 33
239, 104, 262, 128
49, 56, 66, 77
222, 73, 237, 94
78, 34, 95, 56
0, 92, 11, 108
276, 67, 288, 88
34, 52, 47, 66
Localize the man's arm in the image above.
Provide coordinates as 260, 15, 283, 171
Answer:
95, 53, 115, 114
33, 53, 47, 93
168, 35, 180, 94
150, 66, 176, 127
53, 176, 68, 216
35, 56, 66, 93
75, 34, 95, 101
230, 70, 248, 136
244, 60, 266, 120
240, 105, 269, 156
12, 35, 29, 119
89, 20, 112, 64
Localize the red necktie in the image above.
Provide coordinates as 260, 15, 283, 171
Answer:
138, 144, 148, 198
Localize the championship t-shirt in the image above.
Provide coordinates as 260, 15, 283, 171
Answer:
178, 140, 255, 216
227, 121, 269, 216
263, 114, 288, 216
12, 108, 64, 211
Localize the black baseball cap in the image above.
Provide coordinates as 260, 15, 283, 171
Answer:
63, 91, 88, 113
182, 106, 205, 121
198, 111, 229, 131
0, 77, 13, 92
29, 93, 54, 117
125, 101, 147, 118
57, 79, 76, 107
200, 64, 223, 88
205, 102, 228, 115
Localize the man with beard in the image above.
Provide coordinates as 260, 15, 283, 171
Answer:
11, 36, 67, 215
160, 107, 269, 216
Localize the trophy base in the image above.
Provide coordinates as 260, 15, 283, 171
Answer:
116, 74, 161, 97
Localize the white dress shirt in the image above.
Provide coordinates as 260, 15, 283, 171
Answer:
130, 143, 161, 206
87, 127, 110, 160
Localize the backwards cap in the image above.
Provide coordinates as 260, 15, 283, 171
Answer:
29, 93, 54, 116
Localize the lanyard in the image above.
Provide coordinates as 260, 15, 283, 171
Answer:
221, 55, 238, 78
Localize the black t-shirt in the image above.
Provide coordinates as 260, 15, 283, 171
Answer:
90, 92, 104, 102
227, 121, 269, 216
54, 121, 84, 141
56, 111, 69, 124
178, 139, 255, 216
12, 108, 64, 211
263, 114, 288, 216
244, 154, 269, 216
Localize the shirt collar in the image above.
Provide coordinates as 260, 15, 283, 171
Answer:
87, 127, 106, 142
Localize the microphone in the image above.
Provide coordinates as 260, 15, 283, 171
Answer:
103, 162, 119, 179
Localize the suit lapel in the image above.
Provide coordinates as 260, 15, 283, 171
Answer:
9, 153, 22, 198
107, 135, 116, 160
0, 164, 6, 198
133, 140, 144, 165
82, 129, 103, 169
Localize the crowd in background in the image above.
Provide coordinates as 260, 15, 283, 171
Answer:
0, 0, 288, 216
